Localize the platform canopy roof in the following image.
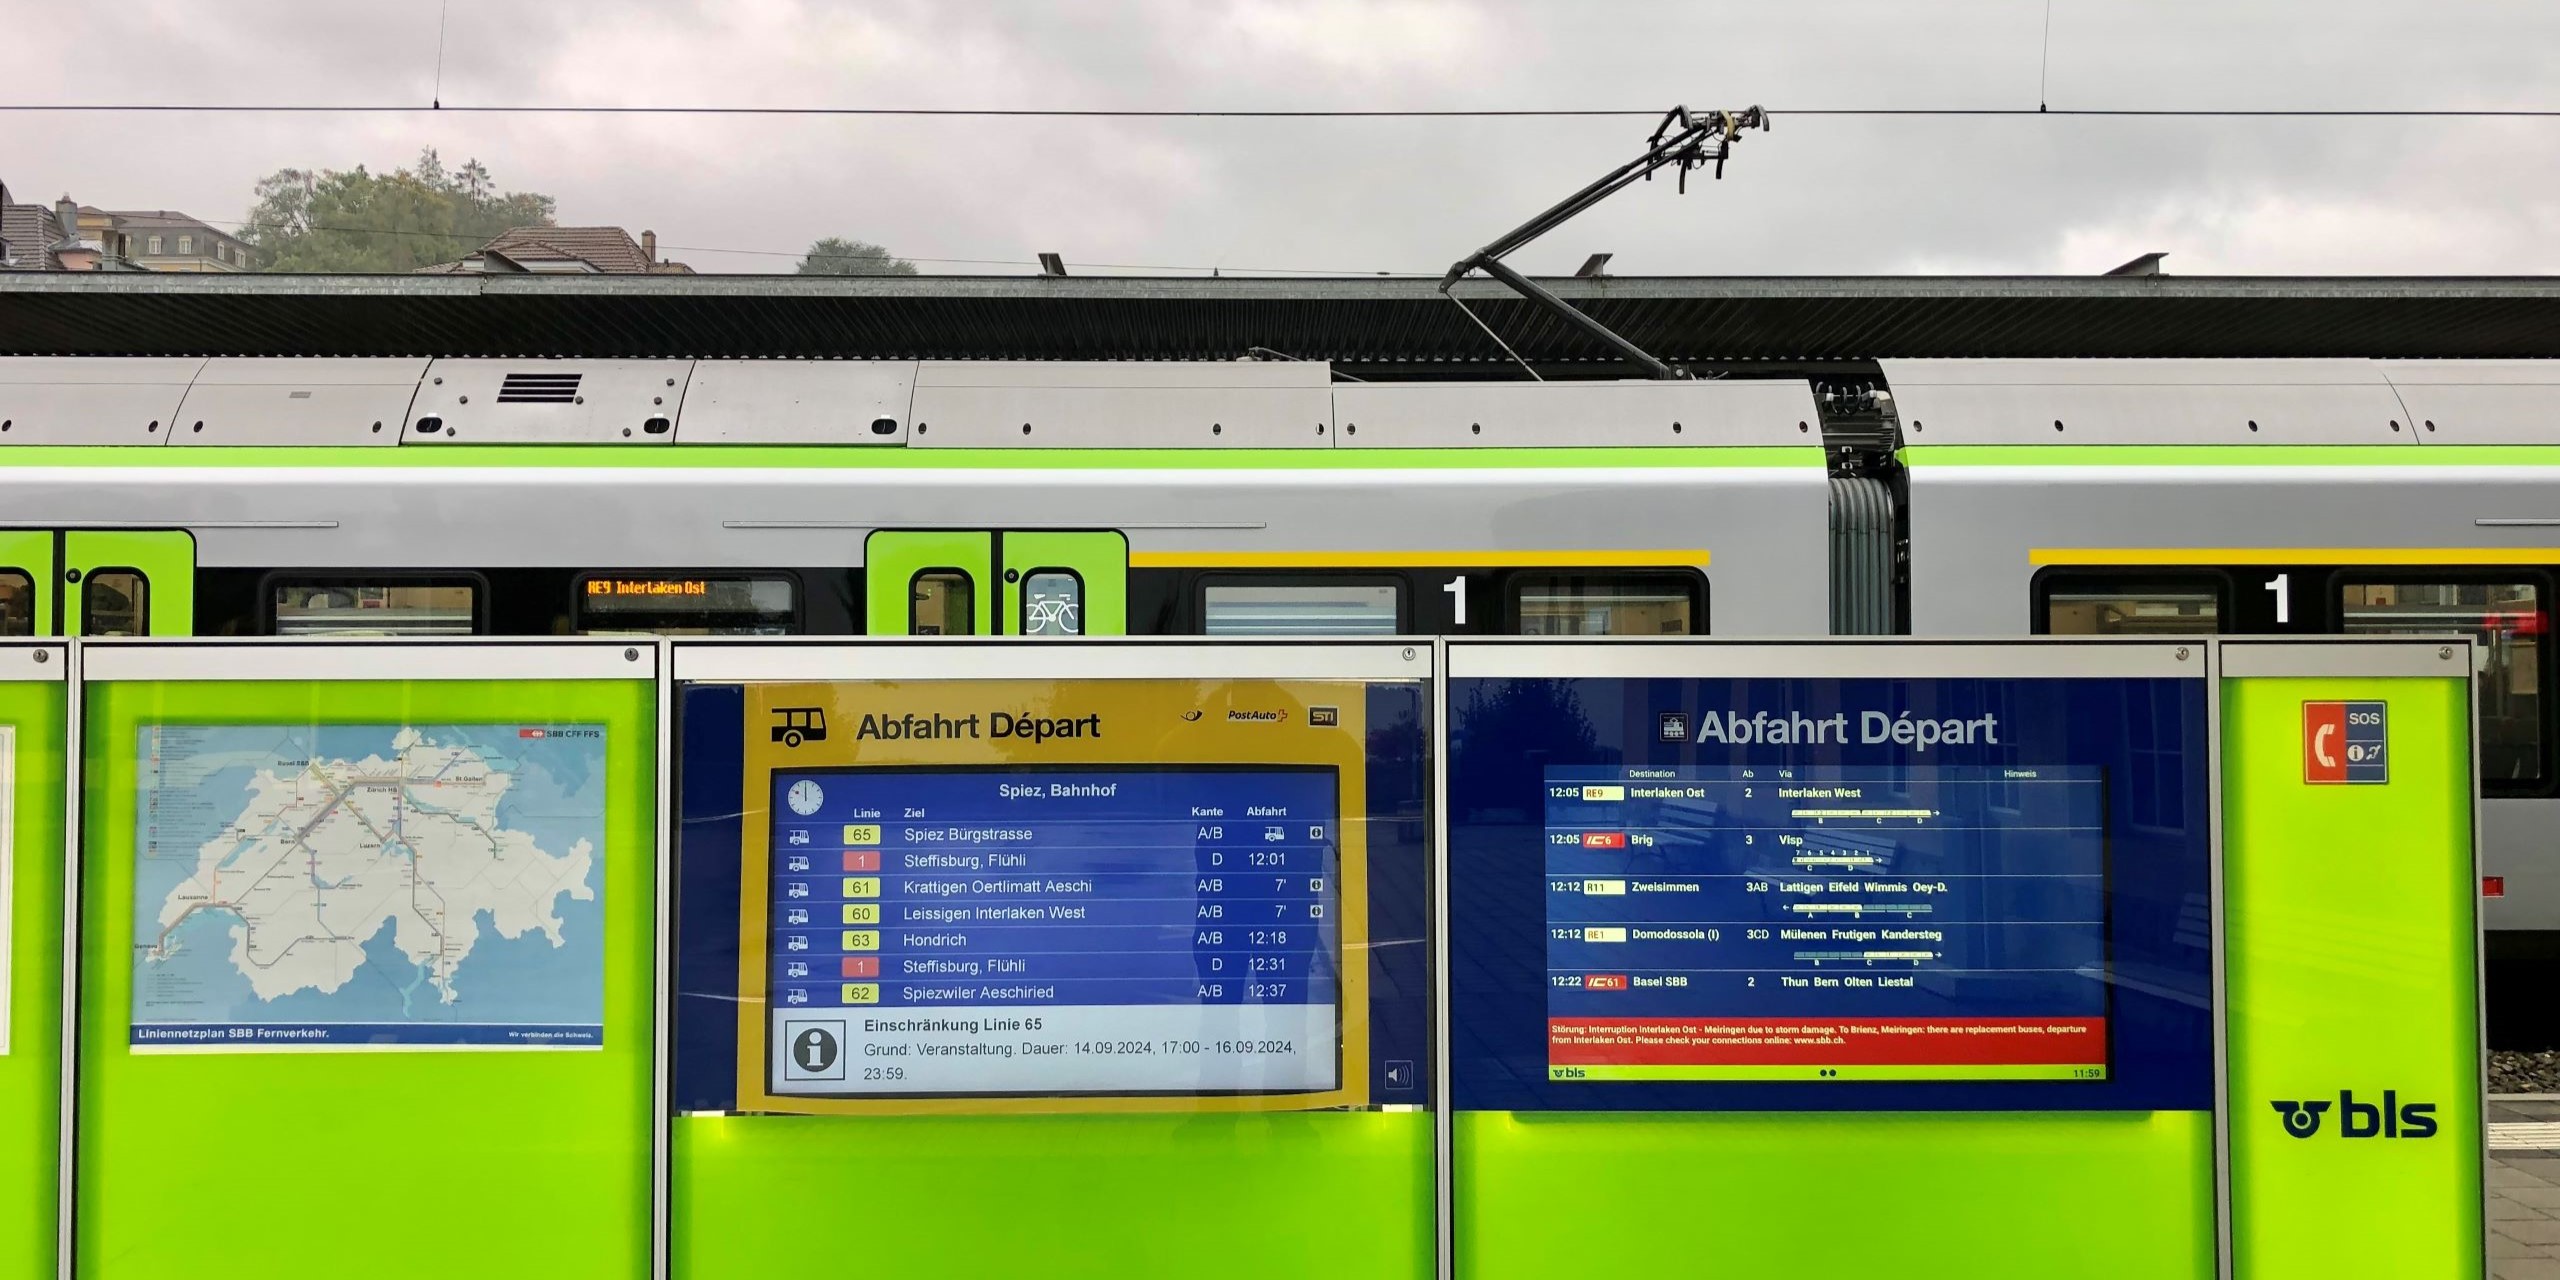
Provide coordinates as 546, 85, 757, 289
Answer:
1, 272, 2555, 377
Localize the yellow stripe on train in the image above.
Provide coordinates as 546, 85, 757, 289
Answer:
1128, 549, 1710, 569
2030, 547, 2560, 566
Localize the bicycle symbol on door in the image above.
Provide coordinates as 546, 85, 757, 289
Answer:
1021, 571, 1084, 636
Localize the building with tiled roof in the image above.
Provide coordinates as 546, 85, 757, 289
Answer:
416, 226, 693, 275
4, 181, 227, 272
1, 182, 65, 271
97, 209, 253, 272
2, 195, 141, 272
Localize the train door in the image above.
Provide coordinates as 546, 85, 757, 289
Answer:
0, 531, 53, 638
65, 532, 194, 636
863, 530, 1127, 636
0, 530, 193, 636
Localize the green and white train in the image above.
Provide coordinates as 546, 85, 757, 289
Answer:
0, 353, 2553, 1036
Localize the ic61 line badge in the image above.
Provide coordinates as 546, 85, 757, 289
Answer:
2303, 700, 2388, 785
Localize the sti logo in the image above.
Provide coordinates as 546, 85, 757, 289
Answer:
2269, 1089, 2437, 1140
1658, 712, 1691, 743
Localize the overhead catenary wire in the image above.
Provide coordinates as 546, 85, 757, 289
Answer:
430, 1, 450, 110
2038, 0, 2055, 112
3, 103, 2560, 119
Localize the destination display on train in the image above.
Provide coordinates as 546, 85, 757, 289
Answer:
764, 766, 1342, 1097
1543, 764, 2108, 1083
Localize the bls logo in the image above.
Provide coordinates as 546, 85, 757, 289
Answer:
2270, 1098, 2330, 1138
2269, 1090, 2437, 1140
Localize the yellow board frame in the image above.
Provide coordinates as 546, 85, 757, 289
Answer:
735, 678, 1373, 1116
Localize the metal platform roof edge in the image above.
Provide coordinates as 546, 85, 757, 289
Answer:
4, 272, 2558, 368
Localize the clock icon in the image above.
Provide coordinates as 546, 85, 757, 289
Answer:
786, 780, 825, 816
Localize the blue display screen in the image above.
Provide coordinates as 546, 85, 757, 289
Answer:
677, 679, 1429, 1113
1450, 674, 2212, 1114
1544, 765, 2109, 1084
762, 767, 1343, 1097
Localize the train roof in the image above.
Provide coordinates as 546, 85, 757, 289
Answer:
3, 273, 2559, 375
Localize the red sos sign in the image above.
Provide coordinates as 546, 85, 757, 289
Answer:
2304, 701, 2389, 785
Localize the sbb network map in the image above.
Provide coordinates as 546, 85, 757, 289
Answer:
131, 724, 608, 1049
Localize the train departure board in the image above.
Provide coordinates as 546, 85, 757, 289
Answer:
763, 767, 1342, 1097
1543, 765, 2107, 1084
1445, 666, 2213, 1114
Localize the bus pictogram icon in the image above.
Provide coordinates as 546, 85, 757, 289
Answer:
772, 707, 827, 747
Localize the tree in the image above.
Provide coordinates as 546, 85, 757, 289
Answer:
794, 237, 919, 276
241, 149, 556, 273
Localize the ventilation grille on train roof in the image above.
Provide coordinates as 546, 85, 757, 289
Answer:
496, 372, 583, 404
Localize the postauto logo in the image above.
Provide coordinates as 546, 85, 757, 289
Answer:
2269, 1090, 2438, 1140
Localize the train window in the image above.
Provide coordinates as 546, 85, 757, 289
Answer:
1201, 580, 1401, 636
1507, 573, 1701, 636
0, 571, 28, 636
576, 573, 800, 636
910, 571, 975, 636
84, 570, 147, 637
1020, 570, 1083, 636
2340, 578, 2546, 785
270, 577, 482, 635
2041, 578, 2224, 636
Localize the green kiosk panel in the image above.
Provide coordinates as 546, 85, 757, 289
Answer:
71, 640, 658, 1279
669, 640, 1434, 1277
1444, 641, 2223, 1279
2221, 640, 2484, 1279
1443, 638, 2486, 1280
0, 644, 66, 1280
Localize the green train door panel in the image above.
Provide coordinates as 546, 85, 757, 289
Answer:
864, 531, 1126, 635
0, 534, 54, 639
63, 531, 194, 636
864, 532, 995, 636
1002, 531, 1128, 636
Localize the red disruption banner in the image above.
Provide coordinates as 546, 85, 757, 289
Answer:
1548, 1017, 2108, 1067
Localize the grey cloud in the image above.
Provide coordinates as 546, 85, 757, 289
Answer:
3, 0, 2555, 277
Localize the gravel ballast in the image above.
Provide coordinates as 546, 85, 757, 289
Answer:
2491, 1050, 2560, 1095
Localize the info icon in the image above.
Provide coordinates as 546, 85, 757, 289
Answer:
1658, 712, 1691, 743
781, 1018, 848, 1083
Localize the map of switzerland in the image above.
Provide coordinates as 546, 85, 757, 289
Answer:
131, 724, 608, 1050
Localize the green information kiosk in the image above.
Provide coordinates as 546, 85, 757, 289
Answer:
0, 643, 65, 1280
69, 640, 659, 1280
2220, 639, 2485, 1278
667, 640, 1437, 1279
0, 632, 2491, 1277
1440, 638, 2483, 1280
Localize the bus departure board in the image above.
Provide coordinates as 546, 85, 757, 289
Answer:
1543, 765, 2107, 1084
674, 674, 1426, 1118
763, 767, 1342, 1097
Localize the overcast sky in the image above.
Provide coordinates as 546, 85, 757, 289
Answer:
5, 0, 2558, 276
